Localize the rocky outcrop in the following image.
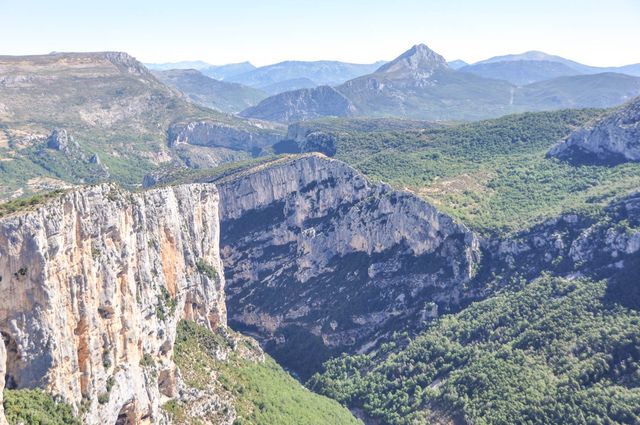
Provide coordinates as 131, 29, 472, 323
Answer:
374, 43, 448, 80
239, 86, 357, 124
486, 192, 640, 286
548, 96, 640, 163
207, 154, 481, 378
167, 120, 284, 153
46, 128, 78, 152
0, 183, 225, 424
277, 127, 339, 156
102, 52, 153, 76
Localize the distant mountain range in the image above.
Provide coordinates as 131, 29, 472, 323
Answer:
147, 50, 640, 114
145, 60, 211, 71
447, 59, 468, 69
240, 44, 640, 123
224, 60, 386, 94
147, 59, 386, 94
461, 50, 640, 85
152, 68, 267, 113
200, 62, 257, 80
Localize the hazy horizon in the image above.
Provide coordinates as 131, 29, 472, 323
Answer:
2, 0, 639, 67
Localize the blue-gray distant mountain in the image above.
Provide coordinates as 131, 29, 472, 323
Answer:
514, 73, 640, 109
447, 59, 468, 70
152, 68, 267, 113
239, 85, 357, 123
472, 50, 640, 78
258, 77, 318, 94
145, 60, 211, 71
618, 64, 640, 77
200, 61, 257, 80
226, 60, 386, 94
460, 60, 582, 85
240, 44, 640, 123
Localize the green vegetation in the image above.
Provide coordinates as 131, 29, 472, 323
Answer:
155, 285, 178, 321
324, 109, 640, 234
139, 352, 155, 368
309, 276, 640, 425
196, 259, 219, 280
3, 389, 80, 425
169, 320, 361, 425
97, 393, 109, 405
0, 190, 65, 217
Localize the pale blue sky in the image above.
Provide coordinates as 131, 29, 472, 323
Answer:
1, 0, 638, 66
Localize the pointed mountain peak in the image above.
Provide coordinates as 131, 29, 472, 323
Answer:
376, 44, 448, 76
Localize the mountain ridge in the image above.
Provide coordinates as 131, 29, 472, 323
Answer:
0, 51, 284, 201
152, 68, 267, 113
240, 44, 640, 123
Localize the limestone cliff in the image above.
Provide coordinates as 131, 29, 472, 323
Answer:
485, 192, 640, 302
168, 120, 284, 153
548, 96, 640, 163
0, 184, 225, 424
0, 338, 6, 425
202, 154, 480, 378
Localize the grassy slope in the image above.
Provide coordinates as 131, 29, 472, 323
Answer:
310, 276, 640, 425
327, 109, 640, 234
168, 321, 361, 425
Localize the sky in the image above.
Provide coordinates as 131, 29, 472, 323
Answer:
1, 0, 639, 67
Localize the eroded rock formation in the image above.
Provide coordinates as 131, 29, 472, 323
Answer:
0, 183, 225, 424
208, 154, 481, 378
548, 96, 640, 163
168, 120, 284, 153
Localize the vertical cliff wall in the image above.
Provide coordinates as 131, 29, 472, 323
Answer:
0, 184, 225, 424
212, 154, 481, 378
0, 338, 6, 425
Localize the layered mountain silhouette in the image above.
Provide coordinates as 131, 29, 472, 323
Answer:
153, 68, 267, 113
240, 44, 640, 123
461, 50, 640, 85
225, 60, 385, 94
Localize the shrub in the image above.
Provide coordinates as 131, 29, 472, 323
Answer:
97, 392, 110, 405
196, 259, 219, 280
3, 389, 80, 425
140, 352, 155, 368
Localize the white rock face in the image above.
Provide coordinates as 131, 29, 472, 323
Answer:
548, 96, 640, 162
168, 120, 283, 150
0, 338, 6, 425
0, 183, 225, 424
